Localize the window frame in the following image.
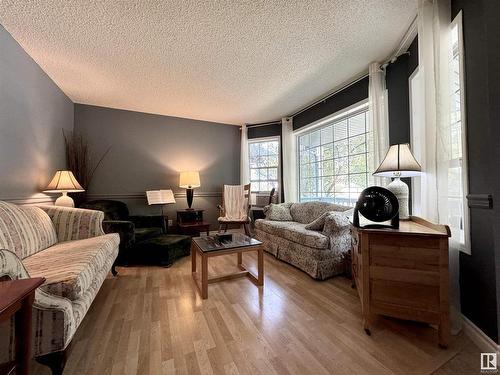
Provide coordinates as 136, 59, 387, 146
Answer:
248, 136, 281, 195
295, 100, 370, 205
450, 10, 471, 254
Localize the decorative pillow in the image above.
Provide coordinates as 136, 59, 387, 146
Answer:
323, 212, 350, 234
304, 212, 330, 231
264, 203, 293, 221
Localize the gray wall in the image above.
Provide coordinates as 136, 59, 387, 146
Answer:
0, 25, 73, 204
452, 0, 500, 343
74, 104, 240, 228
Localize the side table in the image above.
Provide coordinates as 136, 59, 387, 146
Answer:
177, 209, 210, 236
0, 277, 45, 375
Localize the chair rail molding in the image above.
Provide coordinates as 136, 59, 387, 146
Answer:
0, 194, 55, 205
466, 194, 493, 209
86, 192, 222, 200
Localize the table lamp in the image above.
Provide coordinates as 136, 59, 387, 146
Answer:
44, 170, 85, 207
179, 171, 200, 209
373, 143, 421, 220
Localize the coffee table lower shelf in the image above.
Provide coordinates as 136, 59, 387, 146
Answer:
191, 242, 264, 299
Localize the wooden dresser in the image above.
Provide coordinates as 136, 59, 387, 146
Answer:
350, 216, 451, 347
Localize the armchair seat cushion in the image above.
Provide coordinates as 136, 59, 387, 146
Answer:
23, 233, 119, 301
135, 227, 163, 243
254, 220, 329, 249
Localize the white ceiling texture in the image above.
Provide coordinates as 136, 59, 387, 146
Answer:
0, 0, 417, 125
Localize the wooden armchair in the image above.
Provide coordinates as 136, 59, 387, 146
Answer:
217, 183, 252, 236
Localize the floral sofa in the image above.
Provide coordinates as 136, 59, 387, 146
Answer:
254, 201, 352, 280
0, 201, 119, 374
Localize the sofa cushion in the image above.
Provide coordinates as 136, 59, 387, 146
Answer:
0, 201, 57, 259
290, 201, 352, 224
263, 203, 293, 221
254, 219, 329, 249
23, 233, 119, 301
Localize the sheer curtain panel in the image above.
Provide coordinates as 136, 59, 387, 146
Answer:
282, 117, 297, 202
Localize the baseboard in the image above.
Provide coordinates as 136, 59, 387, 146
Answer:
462, 314, 500, 355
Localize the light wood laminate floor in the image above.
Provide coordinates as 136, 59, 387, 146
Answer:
31, 251, 479, 375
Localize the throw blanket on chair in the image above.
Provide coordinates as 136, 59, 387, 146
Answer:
220, 185, 247, 221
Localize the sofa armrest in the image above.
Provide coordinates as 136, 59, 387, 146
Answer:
102, 220, 135, 249
38, 205, 105, 241
0, 249, 76, 359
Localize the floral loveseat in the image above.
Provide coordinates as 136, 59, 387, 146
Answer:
254, 201, 352, 280
0, 201, 119, 374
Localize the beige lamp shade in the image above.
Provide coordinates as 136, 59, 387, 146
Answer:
373, 143, 422, 177
44, 170, 84, 193
179, 171, 200, 188
146, 190, 176, 205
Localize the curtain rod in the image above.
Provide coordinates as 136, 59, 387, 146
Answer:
245, 120, 282, 128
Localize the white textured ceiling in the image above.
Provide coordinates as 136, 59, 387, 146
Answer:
0, 0, 416, 125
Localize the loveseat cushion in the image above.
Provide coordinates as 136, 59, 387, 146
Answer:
23, 233, 119, 301
254, 219, 329, 249
0, 201, 57, 259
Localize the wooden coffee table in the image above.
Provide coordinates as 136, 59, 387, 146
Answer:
191, 233, 264, 299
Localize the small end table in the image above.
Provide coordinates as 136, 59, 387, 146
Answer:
0, 277, 45, 375
177, 209, 210, 236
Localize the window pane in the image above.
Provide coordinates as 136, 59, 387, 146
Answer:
321, 144, 333, 160
334, 139, 348, 158
349, 113, 366, 136
297, 106, 371, 204
310, 130, 321, 147
268, 168, 278, 180
321, 160, 334, 176
248, 139, 281, 192
349, 134, 366, 155
321, 126, 333, 144
334, 157, 349, 175
250, 169, 259, 181
334, 120, 348, 141
349, 154, 367, 174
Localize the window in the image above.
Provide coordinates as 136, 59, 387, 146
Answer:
297, 105, 371, 205
248, 137, 280, 193
448, 11, 470, 253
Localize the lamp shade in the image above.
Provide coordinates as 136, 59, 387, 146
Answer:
373, 144, 422, 177
146, 190, 176, 205
179, 171, 200, 188
44, 170, 84, 193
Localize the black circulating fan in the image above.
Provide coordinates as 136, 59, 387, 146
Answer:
353, 186, 399, 229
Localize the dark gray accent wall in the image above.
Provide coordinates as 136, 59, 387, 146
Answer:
452, 0, 500, 343
386, 54, 411, 145
74, 104, 240, 227
0, 24, 73, 204
292, 77, 369, 130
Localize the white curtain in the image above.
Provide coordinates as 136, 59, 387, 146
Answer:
240, 124, 250, 185
368, 62, 390, 185
418, 0, 461, 334
282, 117, 297, 202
